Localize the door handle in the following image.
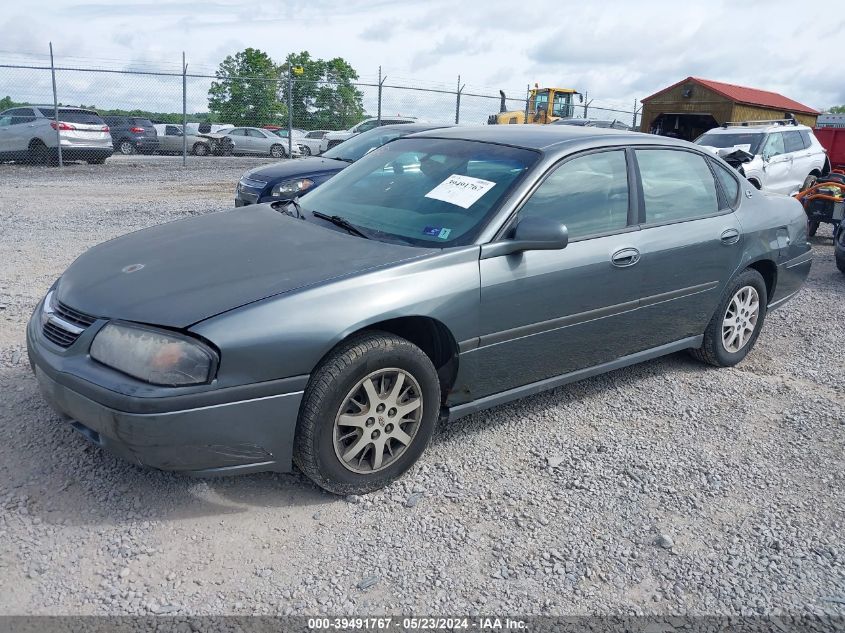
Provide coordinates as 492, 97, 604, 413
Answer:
611, 247, 640, 268
720, 228, 740, 245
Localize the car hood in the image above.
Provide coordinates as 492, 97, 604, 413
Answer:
56, 205, 430, 328
244, 157, 348, 182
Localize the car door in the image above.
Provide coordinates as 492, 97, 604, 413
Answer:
161, 125, 179, 152
630, 147, 744, 347
474, 148, 643, 398
3, 108, 35, 155
226, 128, 247, 154
0, 112, 15, 157
760, 132, 791, 194
783, 129, 811, 190
248, 128, 271, 154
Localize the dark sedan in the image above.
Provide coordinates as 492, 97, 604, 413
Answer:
234, 123, 452, 207
28, 126, 811, 494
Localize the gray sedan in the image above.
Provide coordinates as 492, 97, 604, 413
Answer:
225, 127, 296, 158
27, 126, 812, 494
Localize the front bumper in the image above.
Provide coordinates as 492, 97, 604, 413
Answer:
27, 308, 303, 475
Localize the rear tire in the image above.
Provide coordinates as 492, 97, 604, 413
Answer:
270, 144, 284, 158
689, 269, 768, 367
808, 221, 819, 237
801, 174, 817, 192
28, 141, 51, 165
118, 140, 135, 155
293, 331, 440, 495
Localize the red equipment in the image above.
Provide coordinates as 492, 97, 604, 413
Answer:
815, 127, 845, 171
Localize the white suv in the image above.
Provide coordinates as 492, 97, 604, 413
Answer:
0, 105, 113, 164
696, 120, 829, 195
319, 116, 416, 154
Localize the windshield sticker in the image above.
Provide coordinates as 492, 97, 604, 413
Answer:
423, 226, 452, 240
424, 174, 496, 209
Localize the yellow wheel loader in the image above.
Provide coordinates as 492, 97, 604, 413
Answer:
488, 85, 582, 125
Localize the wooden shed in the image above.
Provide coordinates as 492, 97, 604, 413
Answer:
640, 77, 819, 141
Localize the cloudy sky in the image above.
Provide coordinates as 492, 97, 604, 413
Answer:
1, 0, 842, 123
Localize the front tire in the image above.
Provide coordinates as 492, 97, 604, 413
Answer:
808, 221, 819, 237
192, 142, 209, 156
689, 268, 768, 367
301, 145, 311, 156
293, 332, 440, 495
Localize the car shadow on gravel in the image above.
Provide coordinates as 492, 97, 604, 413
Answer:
431, 350, 704, 444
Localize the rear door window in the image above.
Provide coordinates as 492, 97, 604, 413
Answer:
9, 108, 35, 124
799, 130, 813, 148
247, 129, 267, 138
711, 160, 740, 207
783, 130, 805, 153
636, 149, 719, 223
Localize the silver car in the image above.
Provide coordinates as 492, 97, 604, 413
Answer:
224, 127, 299, 158
153, 124, 212, 156
26, 126, 811, 494
0, 105, 113, 164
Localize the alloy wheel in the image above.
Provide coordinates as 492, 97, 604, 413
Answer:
119, 141, 135, 155
722, 285, 759, 353
333, 368, 423, 474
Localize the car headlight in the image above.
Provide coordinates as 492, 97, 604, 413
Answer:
90, 322, 217, 386
271, 178, 314, 197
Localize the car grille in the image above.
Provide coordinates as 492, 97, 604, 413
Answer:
43, 301, 97, 348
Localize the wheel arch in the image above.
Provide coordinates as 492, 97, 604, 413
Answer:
745, 258, 777, 303
333, 316, 459, 404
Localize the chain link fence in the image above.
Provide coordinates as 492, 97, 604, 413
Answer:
0, 51, 641, 167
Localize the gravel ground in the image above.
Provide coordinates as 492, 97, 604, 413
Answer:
0, 156, 843, 618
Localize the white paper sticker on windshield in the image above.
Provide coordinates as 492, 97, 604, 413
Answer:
424, 174, 496, 209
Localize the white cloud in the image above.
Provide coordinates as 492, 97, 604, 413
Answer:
1, 0, 842, 121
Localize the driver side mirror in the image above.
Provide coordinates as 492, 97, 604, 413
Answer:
481, 216, 569, 259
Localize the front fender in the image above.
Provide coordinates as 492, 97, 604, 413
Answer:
191, 247, 482, 388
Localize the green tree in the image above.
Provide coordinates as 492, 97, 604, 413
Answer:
0, 95, 26, 110
829, 105, 845, 114
282, 52, 365, 129
208, 48, 285, 126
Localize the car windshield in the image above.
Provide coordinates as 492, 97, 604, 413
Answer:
322, 127, 414, 163
298, 137, 539, 247
696, 132, 764, 154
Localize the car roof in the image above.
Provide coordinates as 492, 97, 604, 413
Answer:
408, 124, 675, 151
378, 123, 455, 133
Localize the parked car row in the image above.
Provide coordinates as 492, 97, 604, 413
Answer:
0, 105, 402, 164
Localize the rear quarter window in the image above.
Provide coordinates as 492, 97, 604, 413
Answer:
711, 160, 740, 207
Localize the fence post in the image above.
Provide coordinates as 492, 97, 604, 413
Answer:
182, 52, 187, 167
632, 99, 638, 130
524, 85, 530, 123
49, 42, 62, 168
377, 66, 382, 125
287, 62, 293, 158
583, 91, 589, 118
455, 76, 465, 124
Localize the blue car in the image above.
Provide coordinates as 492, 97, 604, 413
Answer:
234, 122, 452, 207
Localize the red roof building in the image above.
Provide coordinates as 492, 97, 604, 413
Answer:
640, 76, 819, 140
